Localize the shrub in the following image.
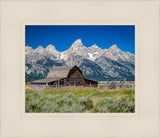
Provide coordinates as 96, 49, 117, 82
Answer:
41, 102, 59, 113
25, 91, 135, 113
26, 92, 92, 113
61, 103, 85, 113
79, 95, 93, 110
92, 97, 135, 113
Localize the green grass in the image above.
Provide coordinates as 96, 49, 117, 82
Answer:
26, 87, 134, 97
25, 87, 135, 113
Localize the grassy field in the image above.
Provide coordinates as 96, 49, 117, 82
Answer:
25, 86, 135, 113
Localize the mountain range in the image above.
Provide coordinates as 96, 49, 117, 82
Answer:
25, 39, 135, 82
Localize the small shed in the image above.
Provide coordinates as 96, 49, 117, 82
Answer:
30, 65, 98, 90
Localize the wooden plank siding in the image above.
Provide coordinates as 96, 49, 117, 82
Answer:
68, 66, 85, 86
31, 83, 48, 90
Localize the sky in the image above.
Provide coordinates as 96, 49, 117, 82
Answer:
25, 25, 135, 54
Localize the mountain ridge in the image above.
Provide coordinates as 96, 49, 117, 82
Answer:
25, 39, 135, 82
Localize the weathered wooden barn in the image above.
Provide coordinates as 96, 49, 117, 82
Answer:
30, 65, 98, 90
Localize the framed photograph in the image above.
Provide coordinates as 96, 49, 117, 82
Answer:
1, 0, 159, 138
24, 25, 135, 114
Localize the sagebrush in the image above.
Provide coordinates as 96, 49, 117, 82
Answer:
26, 88, 135, 113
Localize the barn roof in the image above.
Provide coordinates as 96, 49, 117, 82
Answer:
30, 77, 62, 84
84, 78, 98, 83
47, 65, 78, 78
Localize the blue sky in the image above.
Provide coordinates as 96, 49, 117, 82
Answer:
25, 25, 135, 54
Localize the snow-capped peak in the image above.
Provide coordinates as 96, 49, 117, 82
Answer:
25, 46, 33, 51
91, 44, 98, 48
25, 46, 32, 49
109, 44, 120, 51
69, 39, 85, 51
35, 45, 45, 54
25, 46, 33, 54
73, 39, 82, 45
46, 44, 58, 52
36, 45, 44, 50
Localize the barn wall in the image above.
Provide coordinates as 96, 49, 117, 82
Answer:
84, 79, 98, 87
31, 83, 47, 90
68, 68, 85, 85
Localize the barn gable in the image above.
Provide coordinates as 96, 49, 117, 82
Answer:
67, 66, 84, 79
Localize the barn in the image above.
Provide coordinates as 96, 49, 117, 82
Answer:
30, 65, 98, 90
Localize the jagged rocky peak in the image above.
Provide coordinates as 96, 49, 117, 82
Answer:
46, 44, 56, 50
69, 39, 85, 51
73, 39, 82, 45
87, 50, 101, 62
89, 44, 103, 52
45, 44, 58, 53
126, 51, 134, 56
35, 45, 44, 50
25, 46, 34, 54
91, 44, 99, 48
87, 44, 103, 60
25, 46, 33, 51
108, 44, 121, 52
35, 45, 45, 54
25, 45, 32, 49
